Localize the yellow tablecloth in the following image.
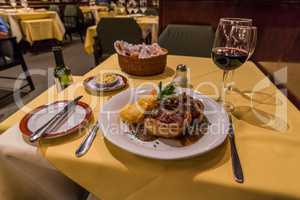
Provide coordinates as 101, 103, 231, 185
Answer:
84, 25, 97, 55
1, 55, 300, 200
80, 5, 109, 13
20, 18, 63, 44
0, 10, 65, 43
80, 6, 110, 23
0, 76, 84, 200
84, 16, 159, 54
135, 16, 158, 43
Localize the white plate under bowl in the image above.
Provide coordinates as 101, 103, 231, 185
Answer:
99, 86, 229, 160
83, 74, 128, 93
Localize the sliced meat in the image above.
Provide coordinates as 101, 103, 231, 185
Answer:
144, 93, 204, 138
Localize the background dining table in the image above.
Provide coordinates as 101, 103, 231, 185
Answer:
80, 5, 109, 23
0, 9, 65, 44
0, 54, 299, 200
84, 16, 159, 54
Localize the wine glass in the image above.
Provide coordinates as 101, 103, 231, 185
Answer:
89, 0, 96, 7
214, 18, 253, 96
10, 0, 17, 10
212, 25, 253, 111
132, 0, 139, 14
152, 0, 159, 8
21, 0, 28, 9
247, 26, 257, 60
117, 1, 126, 14
126, 1, 133, 14
218, 18, 252, 39
118, 0, 125, 5
140, 0, 147, 14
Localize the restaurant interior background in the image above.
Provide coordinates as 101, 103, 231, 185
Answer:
0, 0, 299, 122
0, 0, 299, 200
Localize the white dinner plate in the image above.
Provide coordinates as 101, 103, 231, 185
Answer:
20, 101, 92, 139
99, 86, 229, 160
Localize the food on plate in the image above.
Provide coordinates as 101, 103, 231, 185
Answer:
95, 73, 118, 87
120, 82, 209, 146
144, 93, 204, 138
120, 93, 158, 123
114, 40, 166, 59
120, 104, 144, 124
137, 95, 158, 111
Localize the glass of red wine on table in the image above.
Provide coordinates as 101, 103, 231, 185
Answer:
212, 18, 256, 111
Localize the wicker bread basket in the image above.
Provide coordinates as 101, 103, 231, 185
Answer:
117, 49, 168, 76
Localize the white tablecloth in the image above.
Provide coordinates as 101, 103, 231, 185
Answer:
0, 124, 83, 200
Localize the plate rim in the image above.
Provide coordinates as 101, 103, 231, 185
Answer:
19, 100, 93, 138
99, 87, 229, 160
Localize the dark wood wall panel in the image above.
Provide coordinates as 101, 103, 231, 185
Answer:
159, 0, 300, 62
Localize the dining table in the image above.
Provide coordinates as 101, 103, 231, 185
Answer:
80, 5, 129, 23
1, 54, 300, 200
80, 5, 109, 22
0, 9, 65, 44
84, 15, 159, 54
80, 5, 109, 13
0, 77, 85, 199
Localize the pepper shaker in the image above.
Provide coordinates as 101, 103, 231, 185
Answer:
172, 64, 188, 88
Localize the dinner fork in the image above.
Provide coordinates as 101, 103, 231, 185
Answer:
228, 114, 244, 183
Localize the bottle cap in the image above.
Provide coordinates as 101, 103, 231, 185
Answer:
176, 64, 187, 72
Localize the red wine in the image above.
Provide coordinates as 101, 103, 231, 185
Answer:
212, 47, 248, 70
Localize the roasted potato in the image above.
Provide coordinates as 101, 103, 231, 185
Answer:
137, 95, 158, 111
120, 104, 144, 124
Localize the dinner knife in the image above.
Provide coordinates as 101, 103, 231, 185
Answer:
75, 121, 99, 157
228, 114, 244, 183
29, 96, 83, 142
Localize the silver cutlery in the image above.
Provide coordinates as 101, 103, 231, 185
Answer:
30, 96, 83, 142
228, 114, 244, 183
75, 121, 99, 157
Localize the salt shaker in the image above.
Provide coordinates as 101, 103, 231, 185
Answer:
172, 64, 188, 88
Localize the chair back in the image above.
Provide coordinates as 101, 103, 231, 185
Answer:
64, 5, 79, 16
63, 5, 82, 29
49, 5, 60, 14
82, 11, 95, 28
158, 24, 214, 57
145, 8, 158, 16
95, 17, 143, 56
0, 37, 22, 70
0, 37, 34, 92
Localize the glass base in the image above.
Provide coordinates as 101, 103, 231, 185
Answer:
222, 102, 234, 112
216, 95, 234, 112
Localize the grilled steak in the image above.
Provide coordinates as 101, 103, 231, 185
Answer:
144, 93, 204, 138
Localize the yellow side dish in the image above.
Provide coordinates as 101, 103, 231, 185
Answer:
95, 73, 118, 85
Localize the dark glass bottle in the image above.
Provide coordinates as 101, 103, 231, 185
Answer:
52, 46, 73, 91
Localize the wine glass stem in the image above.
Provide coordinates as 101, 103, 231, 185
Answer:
220, 70, 235, 107
227, 70, 235, 91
